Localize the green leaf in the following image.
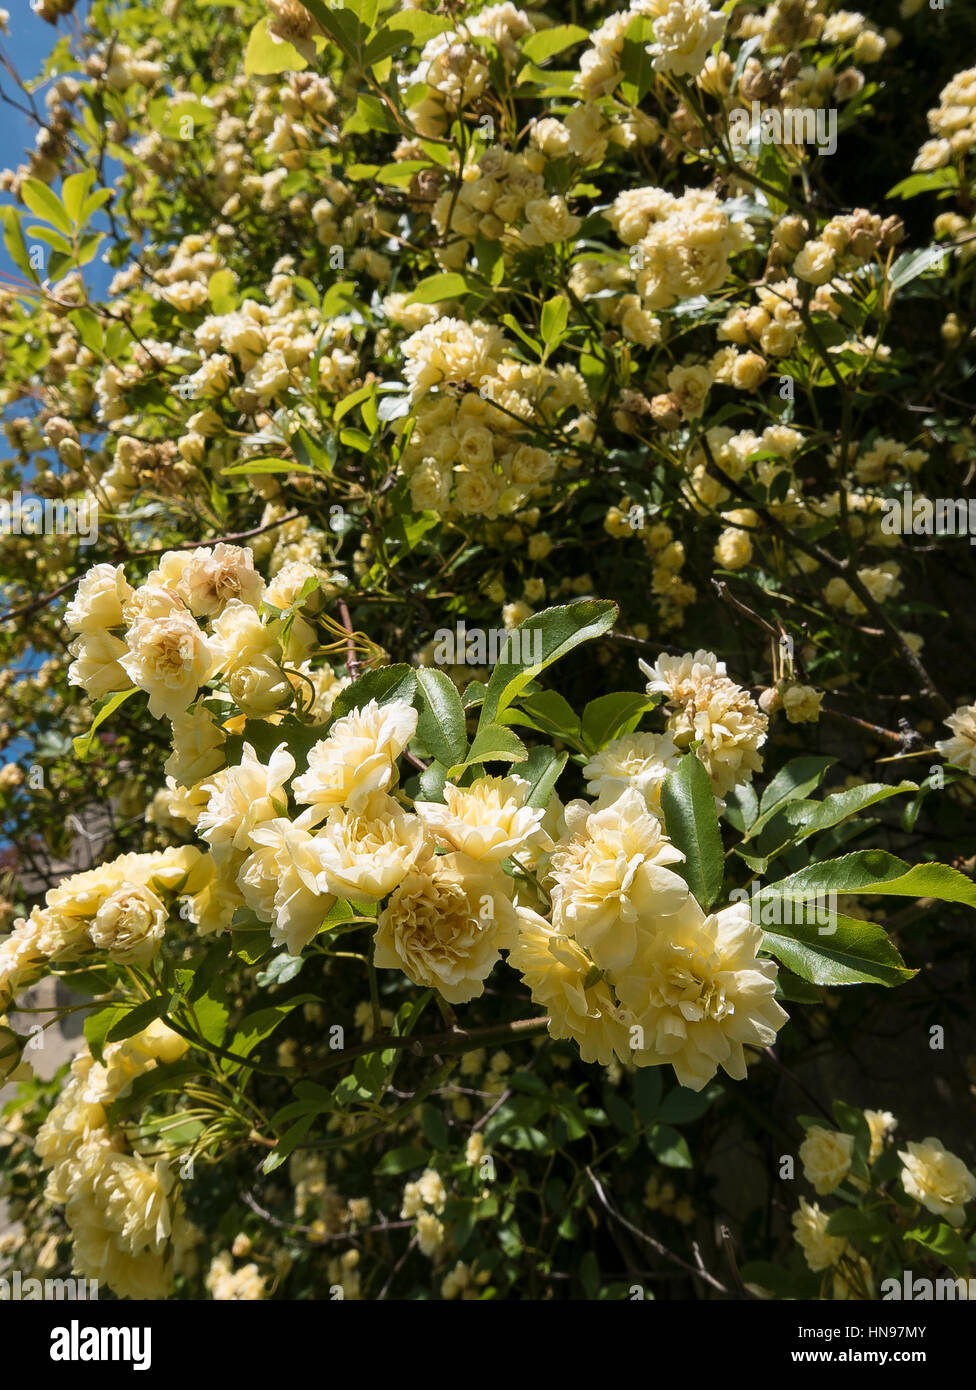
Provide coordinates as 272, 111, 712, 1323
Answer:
540, 293, 569, 348
84, 1003, 130, 1064
449, 723, 528, 776
329, 664, 418, 721
2, 206, 40, 282
105, 996, 169, 1044
409, 272, 472, 304
73, 687, 139, 761
823, 1206, 889, 1241
887, 167, 959, 200
61, 170, 94, 226
415, 666, 468, 770
208, 267, 237, 313
244, 15, 309, 75
374, 1144, 428, 1176
761, 914, 914, 987
519, 24, 588, 64
756, 756, 835, 825
620, 15, 656, 102
647, 1124, 693, 1168
21, 178, 73, 235
776, 781, 917, 845
655, 1082, 720, 1126
519, 745, 567, 810
417, 760, 448, 802
26, 225, 73, 256
580, 692, 654, 753
768, 851, 976, 909
632, 1067, 663, 1123
724, 783, 759, 833
478, 600, 617, 729
364, 11, 452, 65
420, 1103, 450, 1149
303, 0, 370, 63
224, 994, 320, 1068
889, 244, 949, 293
506, 688, 581, 744
149, 95, 217, 140
904, 1219, 970, 1279
256, 952, 305, 988
660, 756, 724, 911
221, 456, 315, 476
333, 381, 374, 424
262, 1114, 314, 1174
189, 991, 229, 1046
347, 94, 400, 134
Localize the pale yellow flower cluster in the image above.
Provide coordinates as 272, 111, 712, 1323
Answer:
609, 186, 751, 310
913, 65, 976, 172
213, 700, 420, 954
442, 1259, 491, 1299
799, 1126, 854, 1195
571, 258, 662, 348
792, 211, 890, 288
639, 649, 768, 796
824, 560, 902, 616
792, 1196, 848, 1272
405, 3, 536, 137
576, 0, 722, 99
35, 1022, 194, 1299
899, 1137, 976, 1227
601, 503, 695, 630
647, 0, 726, 78
936, 704, 976, 776
206, 1251, 267, 1300
65, 543, 300, 723
0, 845, 219, 1008
507, 657, 785, 1088
792, 1112, 974, 1291
375, 774, 543, 1003
396, 319, 589, 518
432, 145, 581, 270
644, 1171, 694, 1224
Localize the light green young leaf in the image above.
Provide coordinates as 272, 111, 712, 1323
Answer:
73, 687, 139, 761
244, 16, 309, 74
580, 692, 655, 753
449, 723, 528, 777
21, 178, 73, 235
519, 24, 588, 65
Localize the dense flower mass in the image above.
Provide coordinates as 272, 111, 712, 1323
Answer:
1, 0, 975, 1310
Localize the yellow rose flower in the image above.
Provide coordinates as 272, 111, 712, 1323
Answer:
799, 1126, 854, 1195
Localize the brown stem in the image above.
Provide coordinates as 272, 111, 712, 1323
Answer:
337, 599, 361, 679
